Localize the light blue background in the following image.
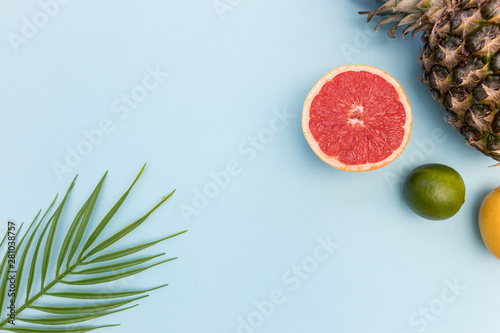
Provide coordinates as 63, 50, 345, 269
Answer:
2, 0, 500, 332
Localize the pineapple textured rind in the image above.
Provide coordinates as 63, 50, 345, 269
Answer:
363, 0, 500, 161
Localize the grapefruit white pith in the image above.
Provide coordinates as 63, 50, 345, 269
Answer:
302, 65, 412, 172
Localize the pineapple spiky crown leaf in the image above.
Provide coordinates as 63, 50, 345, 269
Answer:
361, 0, 490, 39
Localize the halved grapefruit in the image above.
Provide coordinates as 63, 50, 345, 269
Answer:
302, 64, 412, 172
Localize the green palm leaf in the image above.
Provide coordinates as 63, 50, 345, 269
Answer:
0, 166, 186, 331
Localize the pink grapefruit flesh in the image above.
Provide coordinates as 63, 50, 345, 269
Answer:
302, 65, 412, 172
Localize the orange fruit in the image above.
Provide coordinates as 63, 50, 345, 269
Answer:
478, 186, 500, 259
302, 64, 412, 172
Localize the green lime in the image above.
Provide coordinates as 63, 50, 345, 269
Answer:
403, 164, 466, 220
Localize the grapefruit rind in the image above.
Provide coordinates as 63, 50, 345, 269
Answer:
302, 64, 412, 172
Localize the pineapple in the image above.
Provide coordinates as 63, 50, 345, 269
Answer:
361, 0, 500, 161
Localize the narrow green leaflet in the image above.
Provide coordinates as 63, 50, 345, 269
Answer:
0, 227, 10, 251
28, 295, 147, 314
62, 258, 176, 285
18, 305, 137, 325
2, 325, 119, 333
71, 253, 165, 275
0, 166, 185, 332
83, 231, 186, 265
46, 284, 168, 299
